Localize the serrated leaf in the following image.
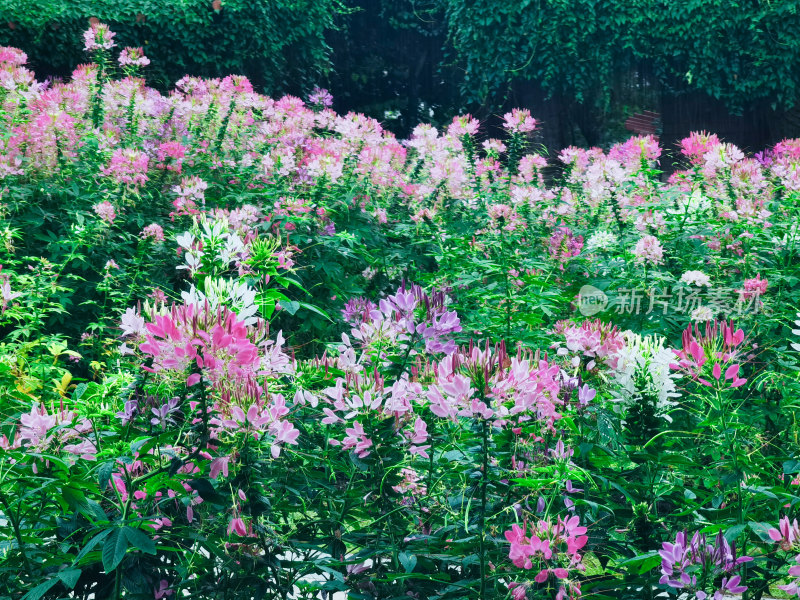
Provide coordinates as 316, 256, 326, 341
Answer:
21, 578, 59, 600
97, 461, 114, 490
102, 528, 128, 572
73, 528, 112, 565
124, 526, 156, 555
58, 568, 81, 589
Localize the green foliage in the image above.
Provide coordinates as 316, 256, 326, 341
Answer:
0, 0, 344, 91
442, 0, 800, 113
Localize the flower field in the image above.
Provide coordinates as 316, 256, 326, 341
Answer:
2, 24, 800, 600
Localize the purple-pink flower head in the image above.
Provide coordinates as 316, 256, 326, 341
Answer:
448, 114, 480, 138
308, 87, 333, 108
0, 46, 27, 67
549, 227, 584, 264
101, 148, 149, 186
680, 131, 721, 165
83, 22, 117, 52
118, 46, 150, 68
93, 201, 117, 225
141, 223, 165, 242
633, 235, 664, 266
503, 108, 537, 134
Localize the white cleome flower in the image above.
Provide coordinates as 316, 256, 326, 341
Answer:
585, 231, 618, 252
680, 270, 711, 287
612, 331, 681, 421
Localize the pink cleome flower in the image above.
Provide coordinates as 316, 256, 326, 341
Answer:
633, 234, 664, 266
101, 148, 149, 186
93, 200, 117, 224
83, 22, 116, 52
117, 46, 150, 68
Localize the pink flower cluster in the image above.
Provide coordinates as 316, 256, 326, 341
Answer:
342, 284, 462, 358
553, 319, 625, 370
141, 223, 165, 242
669, 320, 747, 389
738, 273, 768, 302
426, 343, 564, 434
633, 234, 664, 266
83, 22, 116, 52
504, 515, 588, 600
93, 200, 117, 224
503, 108, 537, 134
548, 227, 584, 265
101, 148, 149, 186
1, 403, 96, 466
121, 301, 298, 459
118, 46, 150, 68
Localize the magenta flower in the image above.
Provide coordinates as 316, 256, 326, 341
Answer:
154, 580, 174, 599
447, 114, 479, 138
738, 274, 768, 303
156, 141, 186, 172
308, 86, 333, 108
342, 421, 373, 458
227, 517, 247, 537
777, 554, 800, 596
0, 46, 27, 67
769, 516, 800, 551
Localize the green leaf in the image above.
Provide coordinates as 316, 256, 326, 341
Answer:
748, 521, 775, 542
298, 301, 332, 321
21, 578, 59, 600
617, 550, 661, 574
58, 568, 82, 589
724, 523, 747, 542
281, 300, 300, 315
399, 551, 417, 573
73, 528, 113, 565
97, 461, 115, 490
102, 528, 129, 572
123, 526, 156, 555
784, 459, 800, 474
73, 382, 88, 400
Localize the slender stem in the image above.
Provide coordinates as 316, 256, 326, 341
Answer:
0, 491, 32, 576
479, 416, 489, 600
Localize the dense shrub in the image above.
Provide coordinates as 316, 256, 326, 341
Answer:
0, 0, 342, 92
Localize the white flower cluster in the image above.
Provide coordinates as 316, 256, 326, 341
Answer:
612, 332, 681, 422
182, 278, 259, 326
680, 270, 711, 287
585, 231, 618, 252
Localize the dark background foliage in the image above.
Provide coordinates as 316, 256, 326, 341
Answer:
3, 0, 800, 154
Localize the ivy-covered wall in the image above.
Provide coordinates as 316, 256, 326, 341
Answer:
0, 0, 342, 93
